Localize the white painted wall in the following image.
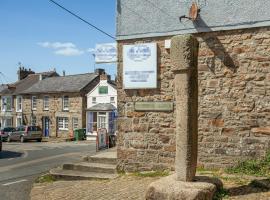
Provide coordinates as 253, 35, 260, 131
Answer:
86, 80, 117, 109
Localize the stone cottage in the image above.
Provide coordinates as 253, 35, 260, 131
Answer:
21, 72, 100, 138
116, 0, 270, 171
0, 68, 58, 128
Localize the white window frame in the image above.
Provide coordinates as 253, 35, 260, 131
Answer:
58, 117, 69, 131
32, 96, 37, 110
97, 112, 108, 129
16, 116, 23, 126
2, 96, 12, 112
72, 117, 79, 130
43, 96, 49, 111
62, 96, 69, 111
4, 117, 13, 127
16, 96, 23, 112
110, 97, 115, 103
92, 97, 97, 104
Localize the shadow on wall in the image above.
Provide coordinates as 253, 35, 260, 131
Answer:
192, 15, 239, 74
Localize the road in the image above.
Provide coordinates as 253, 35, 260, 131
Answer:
0, 141, 97, 200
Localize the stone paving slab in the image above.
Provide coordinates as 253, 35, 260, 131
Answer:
31, 176, 158, 200
31, 174, 270, 200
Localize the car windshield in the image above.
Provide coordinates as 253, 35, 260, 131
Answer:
3, 127, 15, 132
28, 126, 41, 131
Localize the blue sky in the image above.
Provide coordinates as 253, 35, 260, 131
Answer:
0, 0, 116, 83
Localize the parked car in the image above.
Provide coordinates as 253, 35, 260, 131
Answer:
7, 126, 42, 143
0, 127, 16, 141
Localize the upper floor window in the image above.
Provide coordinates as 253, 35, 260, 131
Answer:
110, 97, 115, 103
98, 86, 108, 94
32, 96, 37, 110
2, 96, 12, 111
43, 96, 49, 111
16, 96, 22, 112
63, 96, 69, 111
92, 97, 97, 104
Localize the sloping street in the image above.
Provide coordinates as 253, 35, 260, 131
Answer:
0, 141, 96, 200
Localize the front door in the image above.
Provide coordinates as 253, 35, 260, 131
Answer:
43, 117, 50, 137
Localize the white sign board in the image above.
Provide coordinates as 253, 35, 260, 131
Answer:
95, 43, 117, 63
123, 43, 157, 89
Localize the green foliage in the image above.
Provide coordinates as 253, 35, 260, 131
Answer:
35, 174, 56, 183
225, 152, 270, 177
132, 170, 170, 177
213, 188, 229, 200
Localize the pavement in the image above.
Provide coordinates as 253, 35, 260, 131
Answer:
30, 171, 270, 200
0, 141, 96, 200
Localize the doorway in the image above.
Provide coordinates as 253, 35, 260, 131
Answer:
43, 117, 50, 137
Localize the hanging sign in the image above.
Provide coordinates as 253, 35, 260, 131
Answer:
95, 43, 117, 63
123, 43, 157, 89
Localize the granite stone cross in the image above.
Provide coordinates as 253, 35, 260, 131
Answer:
171, 34, 199, 182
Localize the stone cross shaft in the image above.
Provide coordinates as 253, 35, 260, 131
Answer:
171, 35, 199, 182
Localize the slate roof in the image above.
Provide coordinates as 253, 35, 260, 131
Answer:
0, 74, 41, 95
0, 84, 8, 93
22, 73, 98, 94
87, 103, 116, 111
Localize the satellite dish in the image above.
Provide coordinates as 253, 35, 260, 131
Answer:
189, 2, 199, 21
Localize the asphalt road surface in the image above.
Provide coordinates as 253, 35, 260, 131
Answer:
0, 141, 97, 200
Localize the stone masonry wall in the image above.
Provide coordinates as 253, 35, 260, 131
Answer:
117, 27, 270, 171
22, 93, 85, 138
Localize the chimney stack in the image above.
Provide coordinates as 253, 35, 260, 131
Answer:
17, 67, 35, 80
95, 68, 105, 75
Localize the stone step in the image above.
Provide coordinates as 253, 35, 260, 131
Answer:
83, 156, 117, 165
63, 162, 117, 174
50, 168, 118, 180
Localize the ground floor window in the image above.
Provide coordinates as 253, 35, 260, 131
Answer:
87, 111, 117, 134
2, 118, 13, 127
72, 118, 79, 130
58, 117, 69, 130
16, 116, 23, 126
98, 112, 107, 129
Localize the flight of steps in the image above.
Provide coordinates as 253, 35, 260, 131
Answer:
50, 150, 118, 180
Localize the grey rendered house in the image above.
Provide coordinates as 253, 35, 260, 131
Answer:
21, 73, 100, 138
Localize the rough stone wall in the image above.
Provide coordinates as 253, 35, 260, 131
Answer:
196, 27, 270, 169
22, 93, 85, 138
117, 27, 270, 172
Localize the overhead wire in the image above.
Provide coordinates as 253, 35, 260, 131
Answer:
48, 0, 116, 40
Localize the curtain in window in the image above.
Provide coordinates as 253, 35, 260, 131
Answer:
108, 111, 117, 134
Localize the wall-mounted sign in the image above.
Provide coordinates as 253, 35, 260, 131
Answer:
123, 43, 157, 89
95, 43, 117, 63
135, 102, 173, 112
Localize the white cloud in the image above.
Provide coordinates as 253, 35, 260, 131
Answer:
87, 48, 96, 54
54, 47, 84, 56
38, 41, 84, 56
